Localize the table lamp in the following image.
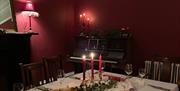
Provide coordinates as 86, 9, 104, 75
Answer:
21, 1, 39, 32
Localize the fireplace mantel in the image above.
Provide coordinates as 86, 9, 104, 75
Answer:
0, 32, 38, 91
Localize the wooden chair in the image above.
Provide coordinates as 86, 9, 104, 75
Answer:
57, 55, 64, 77
144, 60, 152, 79
43, 55, 64, 83
147, 56, 180, 84
171, 63, 180, 83
152, 61, 163, 80
145, 56, 171, 82
159, 57, 171, 82
19, 62, 46, 90
170, 57, 180, 83
145, 55, 162, 80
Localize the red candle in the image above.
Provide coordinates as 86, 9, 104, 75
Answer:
87, 17, 90, 28
82, 13, 86, 24
82, 55, 86, 80
90, 53, 94, 80
99, 54, 102, 74
80, 14, 82, 22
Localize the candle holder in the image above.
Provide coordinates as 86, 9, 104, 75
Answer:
79, 13, 91, 37
90, 79, 95, 85
90, 75, 94, 83
99, 72, 102, 81
81, 80, 87, 86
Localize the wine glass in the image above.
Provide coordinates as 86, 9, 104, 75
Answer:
124, 64, 133, 78
102, 62, 106, 72
13, 83, 24, 91
139, 68, 146, 79
57, 69, 62, 78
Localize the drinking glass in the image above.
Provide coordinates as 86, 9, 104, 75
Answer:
125, 64, 133, 77
102, 62, 106, 72
13, 83, 24, 91
57, 69, 64, 78
139, 68, 146, 79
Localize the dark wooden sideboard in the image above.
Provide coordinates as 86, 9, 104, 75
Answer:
69, 30, 132, 73
0, 32, 38, 91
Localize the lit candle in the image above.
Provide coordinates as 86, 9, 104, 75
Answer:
83, 13, 86, 16
80, 14, 82, 22
82, 55, 86, 80
99, 53, 102, 79
87, 17, 90, 28
82, 13, 86, 26
80, 14, 82, 18
90, 52, 94, 80
87, 17, 90, 21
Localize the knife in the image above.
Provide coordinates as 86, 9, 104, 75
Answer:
36, 86, 51, 91
147, 84, 170, 91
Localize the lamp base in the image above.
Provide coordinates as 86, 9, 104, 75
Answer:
29, 29, 33, 33
29, 27, 33, 32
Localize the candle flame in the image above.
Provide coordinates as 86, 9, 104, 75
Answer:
82, 55, 86, 59
87, 18, 90, 21
80, 14, 82, 18
83, 13, 86, 16
90, 52, 94, 58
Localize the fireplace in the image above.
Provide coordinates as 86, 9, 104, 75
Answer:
0, 32, 37, 91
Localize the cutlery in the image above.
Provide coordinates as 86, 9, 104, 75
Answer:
36, 86, 51, 91
69, 76, 81, 80
147, 84, 170, 91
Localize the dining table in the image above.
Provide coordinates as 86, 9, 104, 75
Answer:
27, 70, 179, 91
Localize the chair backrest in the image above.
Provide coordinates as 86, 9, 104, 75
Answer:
169, 57, 180, 88
152, 61, 162, 80
57, 55, 64, 77
145, 57, 171, 82
144, 60, 152, 79
171, 63, 180, 83
145, 55, 162, 80
146, 56, 180, 83
43, 56, 60, 83
160, 57, 171, 82
151, 57, 171, 82
19, 62, 46, 90
170, 57, 180, 83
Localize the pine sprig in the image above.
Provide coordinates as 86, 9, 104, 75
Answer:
72, 80, 118, 91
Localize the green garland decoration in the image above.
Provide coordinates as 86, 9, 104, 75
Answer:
71, 80, 118, 91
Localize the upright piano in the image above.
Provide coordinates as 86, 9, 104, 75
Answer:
69, 30, 132, 73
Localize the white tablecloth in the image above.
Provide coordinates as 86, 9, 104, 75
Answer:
27, 70, 179, 91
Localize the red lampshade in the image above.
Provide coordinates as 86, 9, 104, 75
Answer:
25, 1, 34, 11
22, 1, 39, 17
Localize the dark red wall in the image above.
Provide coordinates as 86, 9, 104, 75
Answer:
14, 0, 77, 72
14, 0, 180, 72
77, 0, 180, 67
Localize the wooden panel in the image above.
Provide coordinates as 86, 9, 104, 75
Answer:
0, 33, 36, 91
